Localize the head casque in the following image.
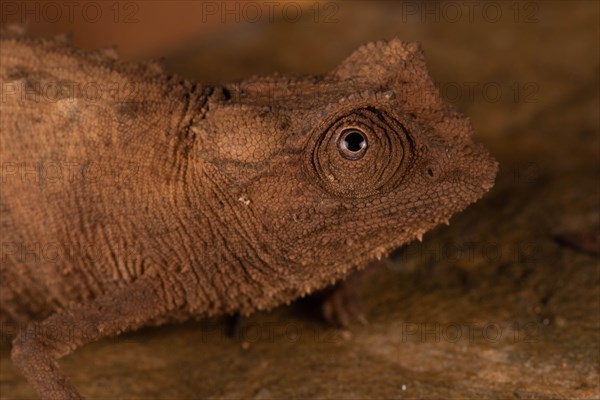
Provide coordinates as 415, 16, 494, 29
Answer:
195, 39, 498, 285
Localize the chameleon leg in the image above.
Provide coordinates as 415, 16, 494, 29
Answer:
11, 273, 187, 400
320, 266, 375, 328
227, 312, 244, 339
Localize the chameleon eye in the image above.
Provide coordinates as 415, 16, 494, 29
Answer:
307, 107, 412, 198
338, 129, 368, 160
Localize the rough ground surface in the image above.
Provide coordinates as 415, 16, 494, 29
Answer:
1, 2, 598, 399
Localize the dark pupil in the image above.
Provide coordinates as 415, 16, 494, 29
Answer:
344, 131, 365, 152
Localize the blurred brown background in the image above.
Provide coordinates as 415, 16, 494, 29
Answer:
1, 1, 599, 399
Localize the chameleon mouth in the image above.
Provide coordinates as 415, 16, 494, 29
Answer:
372, 160, 498, 258
440, 144, 499, 212
466, 144, 499, 194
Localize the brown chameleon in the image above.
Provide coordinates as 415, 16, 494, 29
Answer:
0, 30, 498, 399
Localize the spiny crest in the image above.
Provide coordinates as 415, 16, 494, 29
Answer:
0, 25, 168, 77
330, 39, 475, 143
330, 39, 427, 86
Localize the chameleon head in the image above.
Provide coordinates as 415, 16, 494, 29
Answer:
196, 39, 498, 292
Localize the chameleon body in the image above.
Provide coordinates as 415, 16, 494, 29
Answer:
0, 33, 497, 399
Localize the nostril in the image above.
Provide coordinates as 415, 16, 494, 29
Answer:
423, 165, 436, 179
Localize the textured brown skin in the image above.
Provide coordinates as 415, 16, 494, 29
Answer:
0, 33, 498, 399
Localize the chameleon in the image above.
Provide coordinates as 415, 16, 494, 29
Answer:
0, 30, 498, 399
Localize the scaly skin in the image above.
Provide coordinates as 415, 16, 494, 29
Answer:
0, 33, 497, 399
